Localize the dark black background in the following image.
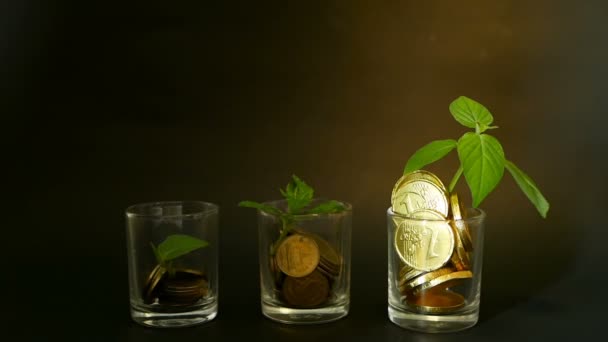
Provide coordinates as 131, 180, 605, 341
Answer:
2, 0, 607, 340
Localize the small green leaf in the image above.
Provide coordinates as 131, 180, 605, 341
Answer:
238, 201, 285, 216
404, 139, 458, 174
156, 234, 209, 263
505, 160, 550, 218
284, 175, 314, 214
449, 96, 494, 133
458, 132, 505, 207
308, 200, 346, 214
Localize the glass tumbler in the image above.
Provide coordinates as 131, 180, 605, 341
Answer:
387, 207, 486, 333
257, 199, 352, 324
126, 201, 219, 328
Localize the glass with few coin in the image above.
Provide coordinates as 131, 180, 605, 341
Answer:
387, 171, 486, 333
125, 201, 219, 328
257, 199, 352, 324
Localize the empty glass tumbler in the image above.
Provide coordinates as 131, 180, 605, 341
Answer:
126, 201, 219, 328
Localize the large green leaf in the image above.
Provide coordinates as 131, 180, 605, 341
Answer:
457, 132, 505, 207
505, 160, 550, 218
404, 139, 458, 174
449, 96, 494, 133
156, 234, 209, 263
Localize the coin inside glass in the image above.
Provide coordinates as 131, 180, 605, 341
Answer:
275, 234, 320, 278
394, 218, 455, 271
411, 270, 473, 295
406, 288, 465, 314
391, 171, 450, 217
449, 192, 473, 252
282, 270, 330, 308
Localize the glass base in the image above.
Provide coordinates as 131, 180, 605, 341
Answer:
261, 300, 349, 324
130, 302, 218, 328
388, 304, 478, 333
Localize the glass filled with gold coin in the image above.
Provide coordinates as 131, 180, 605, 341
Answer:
387, 171, 486, 332
257, 199, 352, 324
125, 201, 219, 328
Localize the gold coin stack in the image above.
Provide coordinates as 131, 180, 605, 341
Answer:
143, 265, 209, 306
270, 230, 342, 308
391, 170, 474, 314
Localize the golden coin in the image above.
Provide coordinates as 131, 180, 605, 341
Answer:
318, 260, 340, 278
317, 264, 335, 280
406, 288, 465, 314
293, 228, 342, 270
316, 240, 342, 268
411, 270, 473, 295
449, 222, 471, 271
400, 267, 454, 293
158, 269, 209, 306
275, 234, 320, 278
282, 270, 330, 308
449, 193, 473, 252
391, 171, 449, 217
399, 170, 448, 191
143, 265, 166, 303
145, 264, 162, 287
410, 209, 447, 220
414, 170, 448, 192
398, 266, 424, 288
394, 217, 454, 271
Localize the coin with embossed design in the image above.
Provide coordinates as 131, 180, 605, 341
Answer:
275, 234, 320, 278
449, 192, 474, 252
394, 216, 454, 271
410, 170, 448, 192
391, 170, 449, 217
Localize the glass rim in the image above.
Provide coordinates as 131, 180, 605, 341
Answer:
258, 198, 352, 218
125, 201, 219, 219
387, 207, 485, 223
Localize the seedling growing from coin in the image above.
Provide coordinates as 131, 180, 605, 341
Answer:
239, 175, 346, 254
403, 96, 549, 218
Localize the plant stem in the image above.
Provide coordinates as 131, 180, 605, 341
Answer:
449, 165, 463, 192
270, 216, 293, 255
166, 261, 176, 278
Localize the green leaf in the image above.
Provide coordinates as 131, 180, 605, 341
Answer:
505, 160, 550, 218
404, 139, 458, 174
458, 132, 505, 207
283, 175, 314, 214
308, 200, 346, 214
238, 201, 284, 216
449, 96, 494, 133
156, 234, 209, 263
